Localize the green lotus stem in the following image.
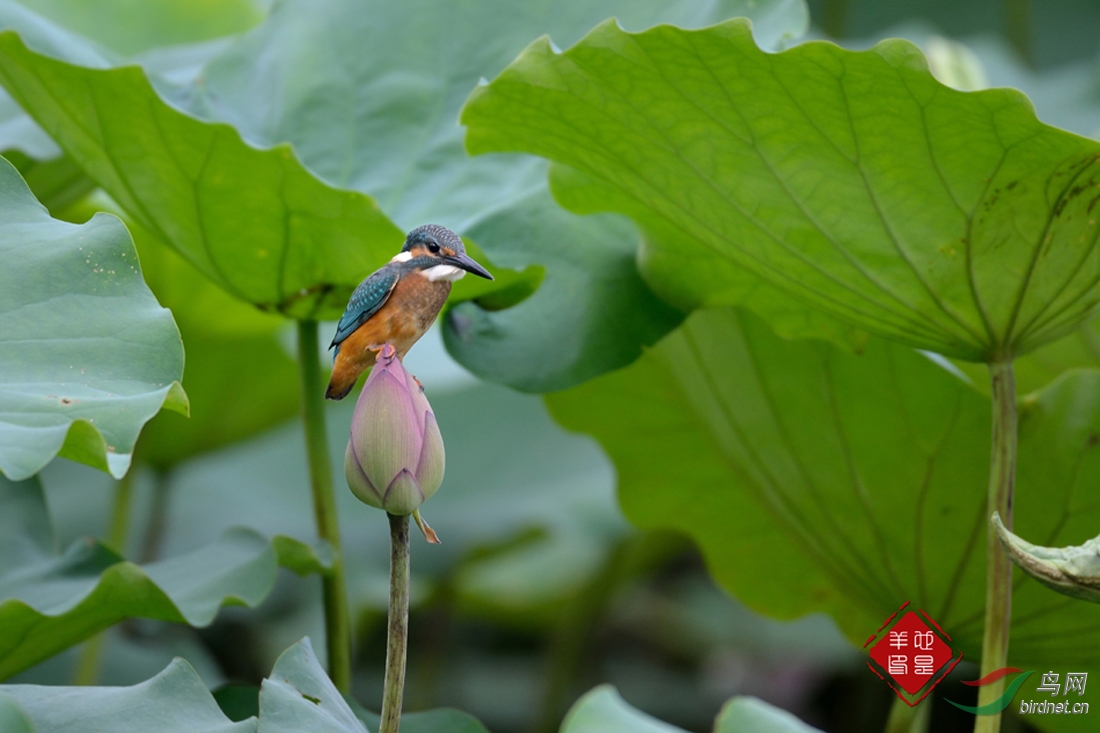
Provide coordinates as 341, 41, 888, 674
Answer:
885, 696, 930, 733
139, 468, 172, 563
975, 360, 1017, 733
73, 469, 136, 685
106, 469, 136, 554
72, 632, 107, 686
381, 513, 411, 733
297, 319, 352, 693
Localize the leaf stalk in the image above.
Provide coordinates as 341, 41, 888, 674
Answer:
381, 512, 411, 733
73, 469, 136, 685
885, 695, 931, 733
297, 319, 352, 693
975, 359, 1017, 733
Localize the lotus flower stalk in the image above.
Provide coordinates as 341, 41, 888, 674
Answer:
344, 343, 446, 733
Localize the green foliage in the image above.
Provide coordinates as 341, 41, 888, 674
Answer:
0, 636, 500, 732
64, 194, 302, 468
560, 685, 822, 733
560, 686, 684, 733
0, 28, 403, 319
259, 638, 488, 732
547, 308, 1100, 666
2, 656, 255, 732
258, 639, 367, 732
3, 150, 93, 212
463, 19, 1100, 363
444, 194, 684, 392
0, 475, 329, 680
0, 0, 806, 389
0, 155, 184, 480
397, 711, 492, 733
22, 636, 820, 733
715, 696, 826, 733
0, 0, 263, 216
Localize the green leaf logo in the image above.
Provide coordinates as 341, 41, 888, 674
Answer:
947, 669, 1034, 715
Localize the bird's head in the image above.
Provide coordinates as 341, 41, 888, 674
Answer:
399, 224, 493, 280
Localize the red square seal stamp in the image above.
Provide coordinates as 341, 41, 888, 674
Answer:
865, 602, 963, 705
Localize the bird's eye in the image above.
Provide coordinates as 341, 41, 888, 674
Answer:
427, 243, 440, 254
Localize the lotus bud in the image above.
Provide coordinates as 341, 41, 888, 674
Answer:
993, 512, 1100, 603
345, 344, 445, 517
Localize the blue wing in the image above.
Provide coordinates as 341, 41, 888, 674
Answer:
330, 267, 399, 353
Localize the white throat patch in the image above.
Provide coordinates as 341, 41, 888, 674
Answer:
421, 264, 466, 282
390, 251, 413, 263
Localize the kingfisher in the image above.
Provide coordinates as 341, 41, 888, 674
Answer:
325, 224, 493, 400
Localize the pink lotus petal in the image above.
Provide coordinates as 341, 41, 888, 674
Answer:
352, 368, 421, 490
345, 441, 383, 509
415, 410, 445, 501
383, 468, 425, 516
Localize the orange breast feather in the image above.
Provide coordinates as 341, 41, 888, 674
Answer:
325, 275, 450, 400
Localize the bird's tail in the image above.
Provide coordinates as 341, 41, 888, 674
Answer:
325, 360, 359, 400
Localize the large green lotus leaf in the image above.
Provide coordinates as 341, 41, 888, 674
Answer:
444, 189, 684, 392
179, 0, 805, 226
0, 0, 268, 210
0, 4, 404, 320
258, 638, 365, 733
0, 474, 329, 680
543, 162, 868, 351
0, 0, 809, 389
260, 638, 490, 733
0, 155, 184, 481
59, 192, 301, 468
559, 685, 822, 733
463, 20, 1100, 363
0, 657, 256, 732
546, 308, 1100, 667
913, 32, 1100, 395
180, 0, 727, 390
0, 11, 256, 221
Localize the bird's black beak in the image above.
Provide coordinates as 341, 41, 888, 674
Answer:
447, 252, 494, 280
